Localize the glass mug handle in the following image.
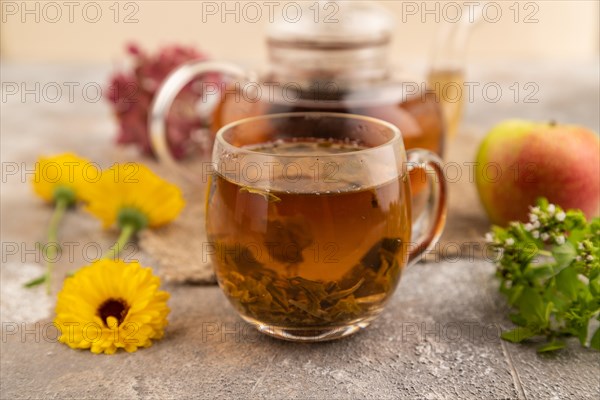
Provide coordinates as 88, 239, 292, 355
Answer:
149, 60, 257, 179
406, 149, 448, 266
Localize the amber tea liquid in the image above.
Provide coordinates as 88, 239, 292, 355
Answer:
206, 140, 412, 336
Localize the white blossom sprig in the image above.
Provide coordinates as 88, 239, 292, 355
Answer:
485, 198, 600, 353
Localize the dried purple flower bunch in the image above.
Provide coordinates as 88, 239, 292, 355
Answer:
107, 44, 219, 159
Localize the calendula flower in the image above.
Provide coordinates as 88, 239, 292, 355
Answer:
32, 153, 94, 205
55, 259, 170, 354
83, 163, 185, 259
84, 163, 184, 229
27, 153, 95, 292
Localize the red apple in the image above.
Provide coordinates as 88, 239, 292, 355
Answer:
475, 120, 600, 226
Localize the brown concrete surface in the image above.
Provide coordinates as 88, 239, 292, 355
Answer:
1, 62, 599, 399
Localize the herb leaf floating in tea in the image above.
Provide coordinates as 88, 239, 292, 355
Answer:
239, 187, 281, 203
217, 243, 264, 274
214, 237, 402, 327
371, 192, 379, 209
487, 198, 600, 353
360, 238, 403, 272
264, 217, 313, 265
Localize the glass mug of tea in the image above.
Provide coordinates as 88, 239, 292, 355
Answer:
206, 112, 447, 341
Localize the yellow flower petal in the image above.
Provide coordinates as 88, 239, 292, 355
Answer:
83, 163, 185, 229
31, 153, 95, 204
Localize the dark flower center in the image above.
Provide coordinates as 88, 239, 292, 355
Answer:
98, 298, 129, 327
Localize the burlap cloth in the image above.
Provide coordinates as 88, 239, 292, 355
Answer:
139, 133, 490, 285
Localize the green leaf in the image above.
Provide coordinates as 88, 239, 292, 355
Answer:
23, 275, 47, 288
501, 327, 536, 343
525, 264, 554, 282
567, 228, 586, 244
590, 279, 600, 297
507, 284, 524, 306
544, 301, 554, 323
548, 291, 571, 316
555, 267, 582, 300
509, 313, 527, 326
537, 340, 566, 353
577, 324, 588, 346
552, 242, 577, 273
517, 287, 549, 327
590, 324, 600, 351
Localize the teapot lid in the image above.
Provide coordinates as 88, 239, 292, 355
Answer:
267, 1, 395, 48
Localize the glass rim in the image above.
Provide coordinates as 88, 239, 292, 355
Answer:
214, 112, 403, 158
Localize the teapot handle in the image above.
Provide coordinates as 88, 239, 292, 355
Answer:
149, 60, 256, 179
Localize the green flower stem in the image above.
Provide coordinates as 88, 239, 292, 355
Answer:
103, 223, 137, 260
24, 196, 69, 294
44, 197, 68, 293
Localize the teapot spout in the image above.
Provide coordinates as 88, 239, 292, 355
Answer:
428, 4, 481, 138
430, 9, 478, 74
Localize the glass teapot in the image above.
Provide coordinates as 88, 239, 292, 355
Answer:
150, 1, 475, 167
